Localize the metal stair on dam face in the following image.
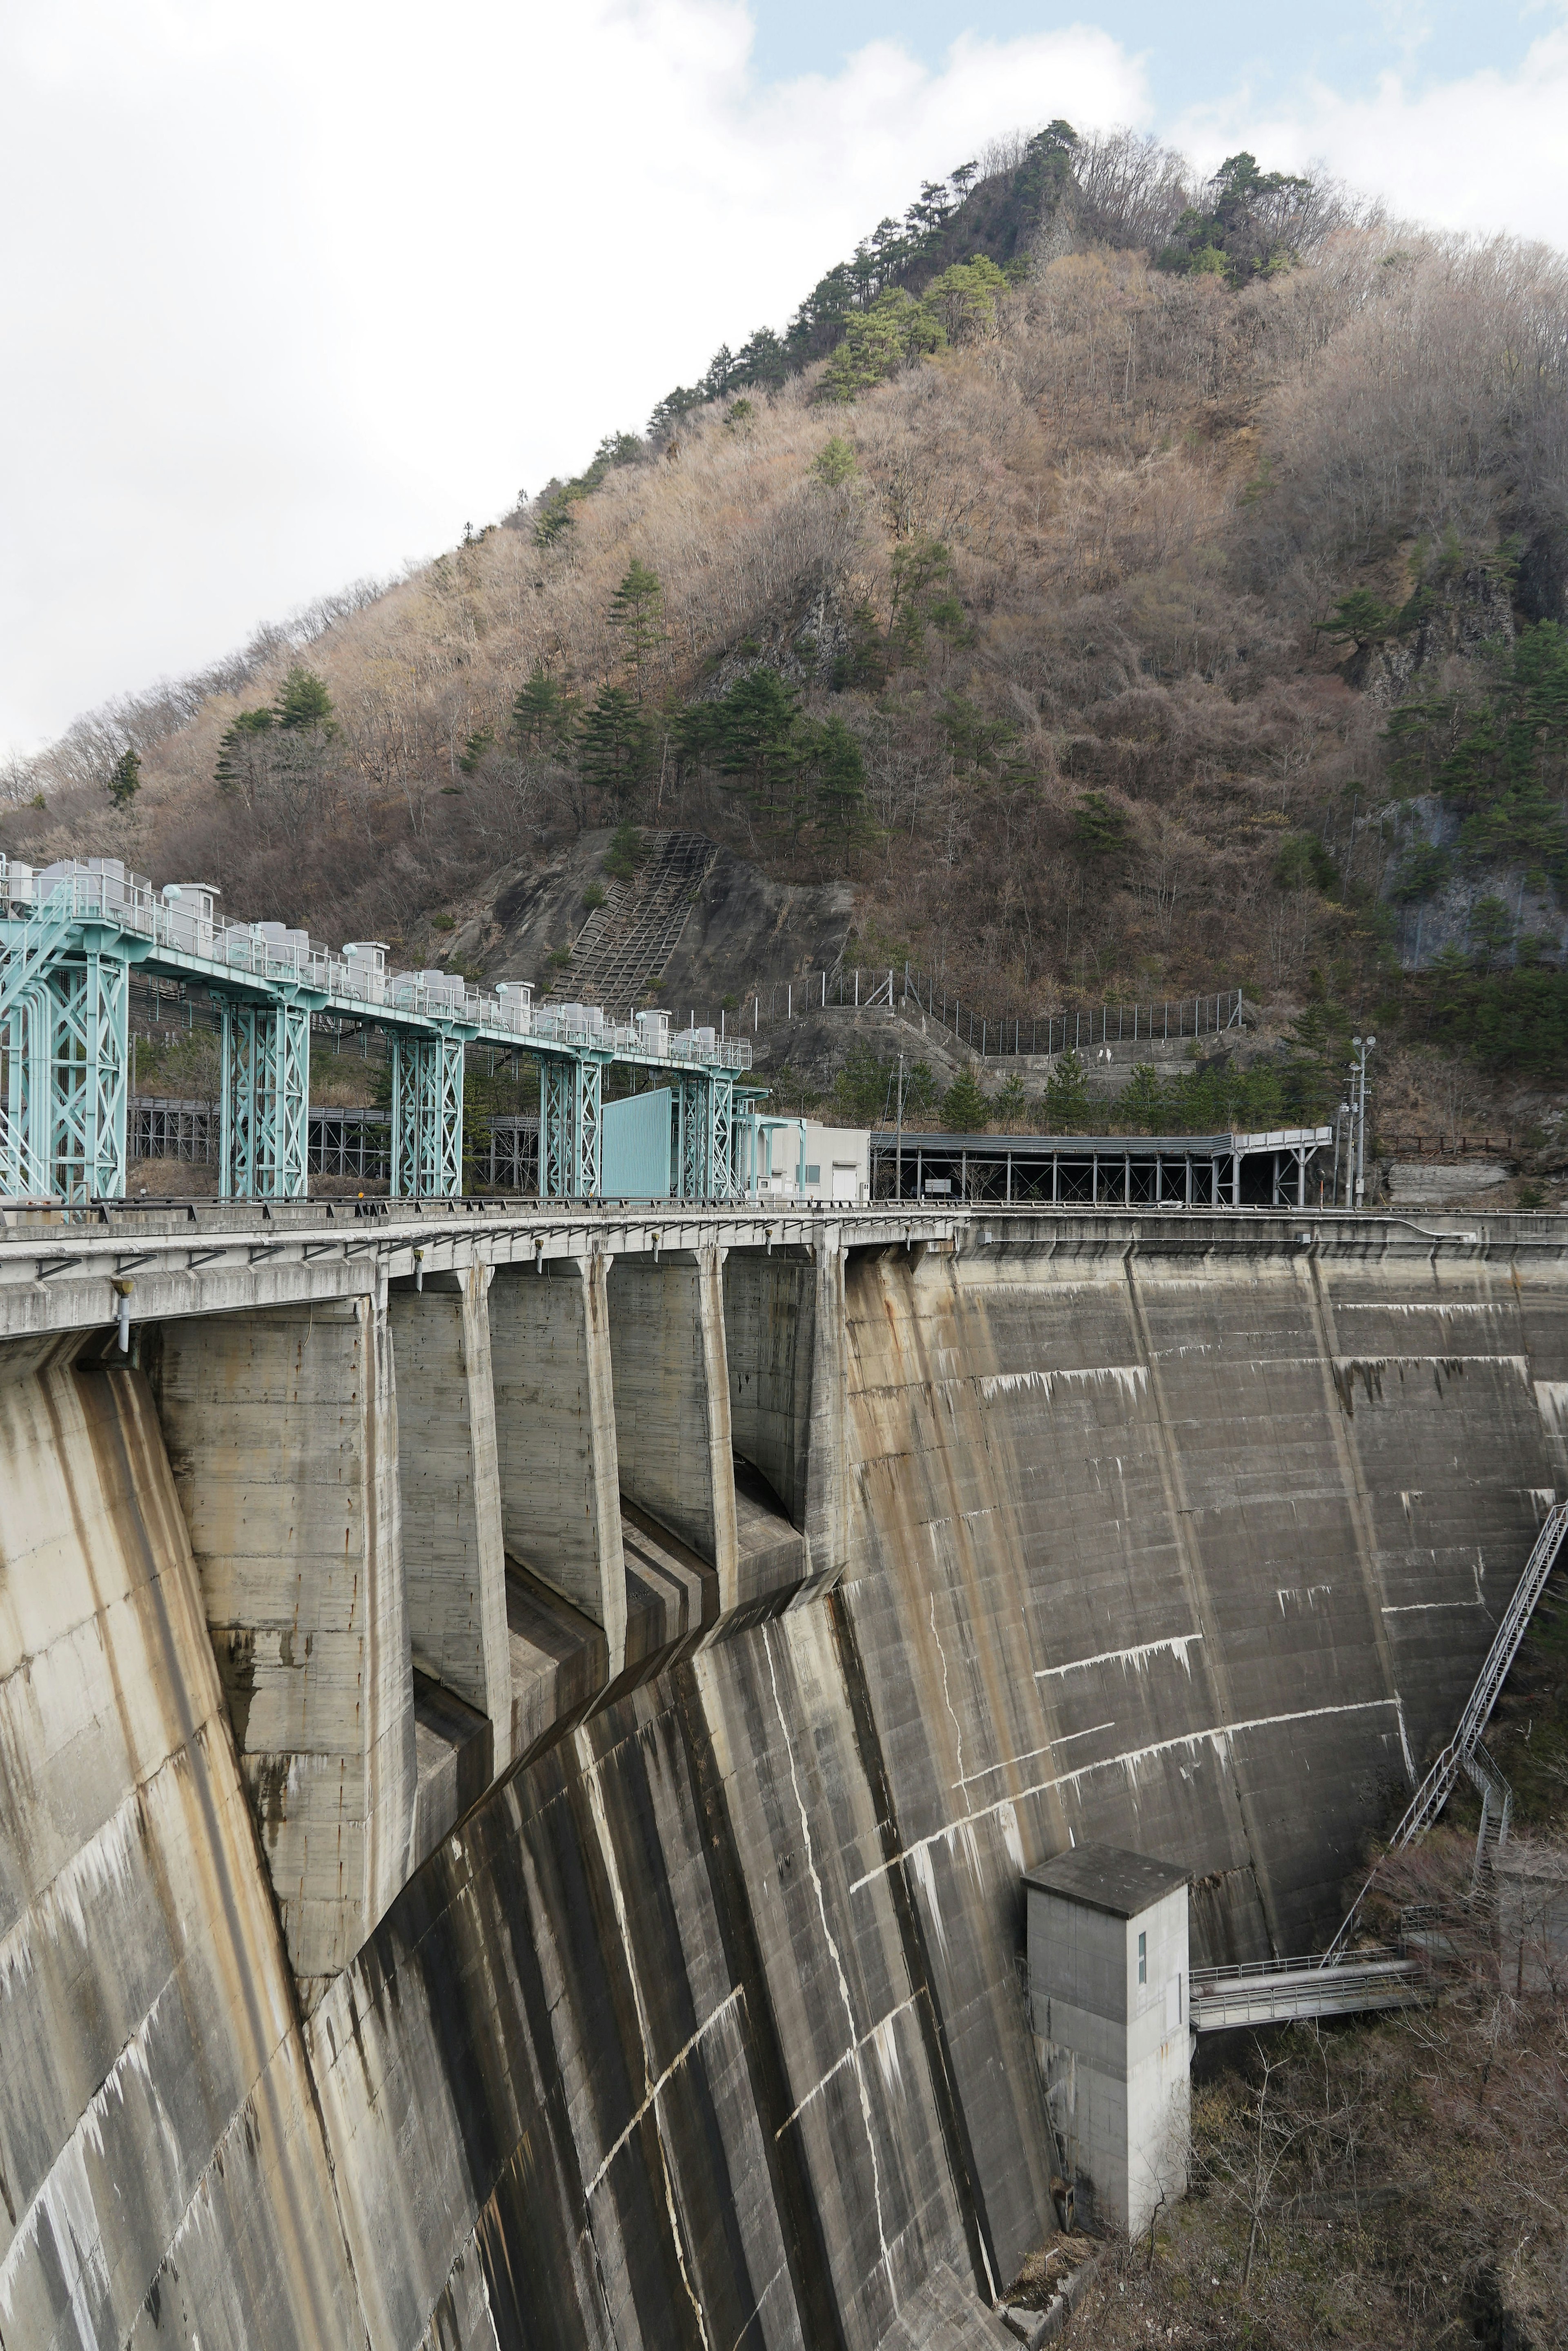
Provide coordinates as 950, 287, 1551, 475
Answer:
1322, 1499, 1568, 1965
544, 831, 717, 1010
1190, 1505, 1567, 2028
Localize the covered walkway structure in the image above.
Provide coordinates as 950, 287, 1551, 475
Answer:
872, 1127, 1333, 1209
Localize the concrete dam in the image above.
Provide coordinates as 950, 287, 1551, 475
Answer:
2, 1199, 1565, 2349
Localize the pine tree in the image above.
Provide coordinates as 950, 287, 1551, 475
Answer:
811, 714, 870, 841
1116, 1064, 1166, 1133
579, 685, 654, 803
813, 436, 858, 488
511, 667, 577, 755
993, 1071, 1028, 1128
715, 670, 802, 825
607, 561, 664, 696
941, 1067, 988, 1132
214, 707, 274, 796
106, 747, 141, 808
274, 666, 335, 732
1042, 1050, 1093, 1132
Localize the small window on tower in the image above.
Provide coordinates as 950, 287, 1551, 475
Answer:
1137, 1931, 1147, 1985
804, 1164, 821, 1185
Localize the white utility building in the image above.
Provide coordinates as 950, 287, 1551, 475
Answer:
1025, 1844, 1191, 2235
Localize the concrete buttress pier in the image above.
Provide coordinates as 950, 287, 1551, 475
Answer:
151, 1295, 417, 2004
388, 1266, 512, 1776
489, 1254, 627, 1675
608, 1247, 738, 1595
724, 1234, 848, 1597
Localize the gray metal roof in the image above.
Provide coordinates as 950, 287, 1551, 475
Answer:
870, 1130, 1330, 1155
1023, 1843, 1191, 1918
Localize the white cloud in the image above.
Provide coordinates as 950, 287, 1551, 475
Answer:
1174, 18, 1568, 242
0, 0, 1148, 752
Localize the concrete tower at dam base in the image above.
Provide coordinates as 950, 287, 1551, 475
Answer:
2, 1196, 1564, 2351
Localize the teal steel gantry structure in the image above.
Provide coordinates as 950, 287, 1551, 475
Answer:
0, 860, 751, 1206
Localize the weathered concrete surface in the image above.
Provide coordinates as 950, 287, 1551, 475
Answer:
0, 1334, 362, 2349
390, 1267, 512, 1774
608, 1249, 738, 1595
307, 1607, 1002, 2351
151, 1294, 417, 2004
724, 1238, 848, 1598
490, 1258, 627, 1675
833, 1225, 1568, 2282
7, 1211, 1568, 2349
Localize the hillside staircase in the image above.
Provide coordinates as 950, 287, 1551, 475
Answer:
543, 832, 717, 1012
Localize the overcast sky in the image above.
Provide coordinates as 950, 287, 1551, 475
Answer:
5, 0, 1568, 757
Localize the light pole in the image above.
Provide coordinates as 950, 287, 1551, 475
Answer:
1332, 1100, 1350, 1207
1350, 1035, 1376, 1206
895, 1052, 906, 1202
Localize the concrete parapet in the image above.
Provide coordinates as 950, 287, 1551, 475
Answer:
151, 1295, 416, 2001
724, 1235, 848, 1597
608, 1247, 739, 1602
490, 1255, 626, 1675
388, 1267, 512, 1776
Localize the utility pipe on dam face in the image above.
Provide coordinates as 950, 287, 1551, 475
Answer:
2, 1202, 1566, 2349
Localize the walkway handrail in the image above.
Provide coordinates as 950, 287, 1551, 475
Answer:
0, 860, 753, 1071
1321, 1501, 1568, 1963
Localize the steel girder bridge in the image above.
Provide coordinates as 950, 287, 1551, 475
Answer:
0, 861, 751, 1205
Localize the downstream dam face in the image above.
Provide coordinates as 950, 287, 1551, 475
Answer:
2, 1202, 1565, 2350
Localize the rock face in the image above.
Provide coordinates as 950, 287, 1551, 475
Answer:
4, 1220, 1568, 2348
1385, 1157, 1515, 1206
453, 829, 855, 1015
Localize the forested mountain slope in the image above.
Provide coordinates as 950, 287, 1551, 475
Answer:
8, 126, 1568, 1133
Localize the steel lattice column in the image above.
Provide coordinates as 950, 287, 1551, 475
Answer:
537, 1052, 604, 1199
220, 997, 311, 1199
390, 1028, 466, 1199
1, 982, 55, 1198
435, 1028, 465, 1196
47, 945, 130, 1202
674, 1072, 711, 1201
710, 1072, 735, 1203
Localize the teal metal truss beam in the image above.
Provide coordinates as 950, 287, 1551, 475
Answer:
3, 873, 752, 1203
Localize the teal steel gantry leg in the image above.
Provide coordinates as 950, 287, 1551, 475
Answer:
2, 981, 56, 1198
390, 1027, 465, 1198
711, 1071, 735, 1203
220, 995, 312, 1199
673, 1070, 736, 1201
48, 942, 132, 1201
538, 1050, 606, 1199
